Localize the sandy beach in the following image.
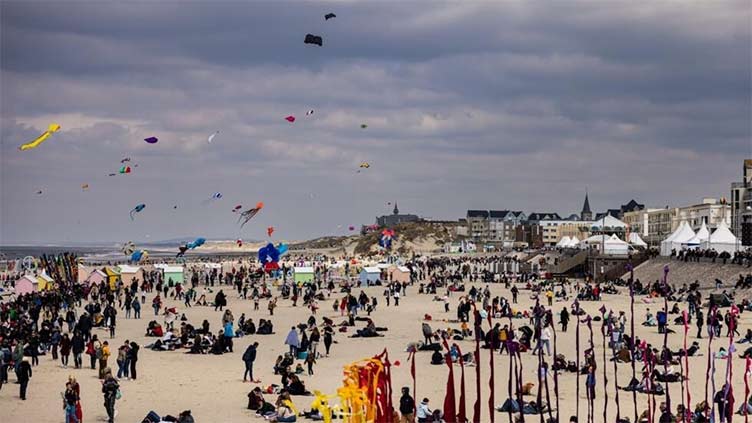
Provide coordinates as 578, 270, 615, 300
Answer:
2, 274, 749, 423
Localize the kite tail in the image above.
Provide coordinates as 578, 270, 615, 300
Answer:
586, 317, 594, 423
662, 266, 672, 414
683, 311, 690, 423
473, 310, 481, 423
552, 322, 561, 423
507, 334, 514, 423
410, 351, 417, 422
705, 308, 717, 407
601, 315, 608, 423
710, 353, 717, 423
487, 314, 495, 423
515, 346, 526, 423
536, 340, 544, 423
442, 340, 457, 423
722, 306, 738, 422
575, 302, 581, 422
629, 265, 638, 423
744, 358, 750, 423
455, 344, 467, 423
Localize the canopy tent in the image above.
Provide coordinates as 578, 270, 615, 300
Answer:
628, 232, 648, 247
684, 221, 710, 248
603, 234, 630, 255
556, 236, 572, 248
568, 235, 580, 247
660, 221, 695, 256
701, 220, 738, 255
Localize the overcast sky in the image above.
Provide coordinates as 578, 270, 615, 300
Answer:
1, 1, 750, 244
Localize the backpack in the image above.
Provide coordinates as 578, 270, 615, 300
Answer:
95, 345, 104, 360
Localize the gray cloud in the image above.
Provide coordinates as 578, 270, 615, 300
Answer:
1, 1, 749, 244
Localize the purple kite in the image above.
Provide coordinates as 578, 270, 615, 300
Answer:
144, 136, 158, 144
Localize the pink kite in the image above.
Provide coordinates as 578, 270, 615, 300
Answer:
285, 116, 295, 123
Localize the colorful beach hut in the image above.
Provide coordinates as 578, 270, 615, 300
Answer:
118, 264, 143, 285
104, 267, 121, 291
359, 267, 382, 286
37, 272, 55, 291
388, 265, 411, 283
161, 265, 185, 285
293, 267, 315, 284
15, 275, 38, 295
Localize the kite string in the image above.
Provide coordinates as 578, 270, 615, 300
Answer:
575, 301, 581, 422
601, 312, 608, 423
683, 311, 690, 423
629, 264, 638, 423
552, 318, 561, 423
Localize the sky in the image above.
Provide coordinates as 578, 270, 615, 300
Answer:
1, 1, 750, 244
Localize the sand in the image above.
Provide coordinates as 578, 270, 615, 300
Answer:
2, 281, 749, 422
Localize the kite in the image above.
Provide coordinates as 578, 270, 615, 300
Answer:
306, 109, 314, 116
130, 203, 146, 220
187, 237, 206, 249
120, 157, 131, 163
121, 241, 136, 256
81, 184, 89, 191
267, 226, 274, 237
202, 192, 222, 204
130, 250, 148, 263
379, 228, 395, 249
258, 243, 280, 272
348, 226, 355, 231
173, 205, 178, 209
285, 115, 296, 123
19, 123, 61, 151
358, 162, 370, 171
324, 13, 336, 20
278, 243, 288, 255
176, 245, 189, 258
119, 165, 131, 174
236, 239, 243, 247
232, 205, 242, 213
304, 34, 323, 46
238, 201, 264, 228
360, 124, 367, 129
207, 131, 219, 143
144, 136, 158, 144
108, 173, 116, 177
36, 190, 43, 195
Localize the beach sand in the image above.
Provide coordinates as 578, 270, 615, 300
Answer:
2, 282, 749, 422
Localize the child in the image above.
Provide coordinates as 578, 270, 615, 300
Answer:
294, 363, 305, 374
305, 353, 316, 376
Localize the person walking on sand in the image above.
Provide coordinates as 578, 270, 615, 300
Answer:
64, 380, 80, 423
60, 333, 72, 368
102, 370, 120, 423
16, 356, 32, 400
242, 342, 259, 383
305, 351, 316, 375
99, 341, 111, 379
285, 327, 300, 357
323, 325, 334, 356
71, 331, 85, 369
399, 387, 415, 423
127, 341, 139, 380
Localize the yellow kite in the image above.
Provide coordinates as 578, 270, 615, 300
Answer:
19, 123, 61, 151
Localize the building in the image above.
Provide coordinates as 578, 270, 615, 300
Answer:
515, 223, 543, 248
376, 203, 420, 227
594, 200, 645, 221
359, 267, 382, 285
466, 210, 489, 240
488, 210, 526, 245
731, 159, 752, 245
623, 198, 731, 247
580, 193, 593, 221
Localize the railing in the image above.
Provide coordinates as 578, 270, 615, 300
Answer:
549, 249, 589, 274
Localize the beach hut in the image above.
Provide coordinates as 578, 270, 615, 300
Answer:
293, 267, 315, 284
37, 272, 55, 291
388, 265, 411, 283
83, 269, 107, 286
14, 275, 38, 295
162, 265, 185, 285
104, 267, 121, 291
359, 267, 382, 286
118, 264, 143, 285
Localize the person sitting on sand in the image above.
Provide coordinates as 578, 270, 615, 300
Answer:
643, 309, 657, 327
287, 374, 310, 396
430, 350, 444, 365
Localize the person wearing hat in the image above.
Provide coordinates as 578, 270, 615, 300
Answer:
416, 398, 432, 423
399, 387, 415, 423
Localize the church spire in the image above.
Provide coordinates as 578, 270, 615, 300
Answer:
393, 202, 399, 215
581, 190, 592, 220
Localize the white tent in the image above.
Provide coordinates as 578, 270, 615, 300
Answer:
660, 221, 695, 256
701, 220, 738, 254
568, 235, 581, 247
556, 236, 572, 248
628, 232, 648, 247
684, 221, 710, 248
603, 234, 630, 255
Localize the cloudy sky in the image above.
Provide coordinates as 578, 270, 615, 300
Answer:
1, 1, 750, 244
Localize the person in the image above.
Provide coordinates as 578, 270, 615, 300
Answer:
17, 356, 32, 400
128, 341, 139, 380
243, 342, 259, 383
546, 289, 554, 306
305, 351, 316, 376
323, 325, 333, 356
399, 387, 415, 423
696, 308, 704, 339
285, 327, 300, 357
223, 321, 234, 353
60, 333, 72, 368
511, 286, 519, 303
99, 341, 111, 379
64, 380, 80, 423
416, 398, 432, 423
71, 332, 85, 369
116, 341, 130, 379
560, 307, 570, 332
109, 308, 117, 338
132, 297, 141, 319
102, 370, 120, 423
270, 397, 296, 422
88, 335, 101, 370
